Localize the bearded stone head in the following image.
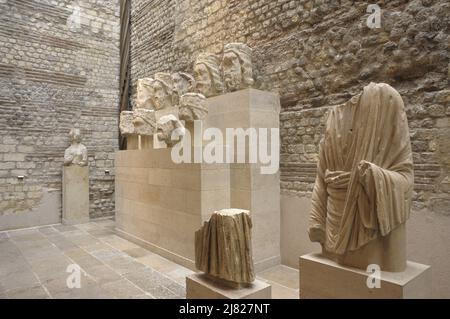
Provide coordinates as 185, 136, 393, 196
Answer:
193, 53, 223, 97
152, 72, 173, 110
221, 43, 254, 92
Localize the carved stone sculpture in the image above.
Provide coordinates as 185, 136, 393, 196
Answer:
172, 72, 196, 105
136, 78, 155, 109
193, 53, 224, 97
222, 43, 254, 92
179, 93, 207, 121
156, 114, 186, 147
308, 82, 414, 272
195, 209, 255, 286
64, 128, 88, 166
119, 109, 156, 136
152, 72, 173, 110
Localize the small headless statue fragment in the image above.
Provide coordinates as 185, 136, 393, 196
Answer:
64, 128, 88, 167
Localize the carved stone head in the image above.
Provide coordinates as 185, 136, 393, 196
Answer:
171, 72, 195, 105
156, 114, 186, 147
64, 128, 87, 166
136, 78, 155, 109
179, 93, 207, 122
193, 53, 223, 97
152, 72, 173, 110
69, 128, 82, 144
222, 43, 254, 92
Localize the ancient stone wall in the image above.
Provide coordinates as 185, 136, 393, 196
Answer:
130, 0, 449, 213
0, 0, 120, 225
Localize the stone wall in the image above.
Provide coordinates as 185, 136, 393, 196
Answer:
0, 0, 120, 228
130, 0, 449, 213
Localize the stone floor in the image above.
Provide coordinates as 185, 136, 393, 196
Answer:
0, 218, 299, 299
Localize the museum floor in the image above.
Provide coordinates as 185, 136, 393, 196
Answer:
0, 218, 298, 299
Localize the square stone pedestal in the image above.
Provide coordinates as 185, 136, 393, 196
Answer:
186, 273, 271, 299
62, 165, 89, 225
299, 253, 431, 299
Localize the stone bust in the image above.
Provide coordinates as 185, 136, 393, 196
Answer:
193, 53, 224, 97
222, 43, 254, 92
308, 83, 414, 272
64, 128, 88, 166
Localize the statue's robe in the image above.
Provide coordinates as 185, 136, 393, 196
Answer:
309, 83, 414, 269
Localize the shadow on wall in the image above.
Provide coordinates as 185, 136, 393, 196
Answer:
281, 193, 450, 299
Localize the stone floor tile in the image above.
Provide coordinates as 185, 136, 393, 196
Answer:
103, 256, 146, 275
92, 219, 115, 227
9, 232, 46, 242
90, 248, 127, 261
257, 265, 299, 290
123, 247, 153, 259
71, 255, 104, 269
84, 265, 122, 285
75, 223, 103, 232
136, 254, 181, 274
29, 258, 72, 281
5, 285, 50, 299
0, 269, 40, 293
37, 226, 59, 236
81, 241, 111, 253
66, 234, 99, 247
7, 228, 40, 237
53, 225, 78, 233
147, 285, 178, 299
43, 274, 98, 299
100, 235, 141, 251
86, 228, 115, 238
100, 279, 145, 299
166, 267, 195, 286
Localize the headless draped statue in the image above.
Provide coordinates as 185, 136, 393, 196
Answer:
309, 83, 414, 272
64, 128, 88, 167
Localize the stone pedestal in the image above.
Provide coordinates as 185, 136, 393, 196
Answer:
205, 88, 281, 271
186, 273, 271, 299
115, 149, 230, 270
299, 253, 432, 299
62, 166, 89, 225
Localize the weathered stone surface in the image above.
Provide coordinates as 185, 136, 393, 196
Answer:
195, 209, 255, 285
156, 114, 185, 147
136, 78, 156, 109
119, 109, 156, 136
119, 111, 135, 135
193, 53, 224, 97
133, 109, 157, 136
64, 129, 88, 167
309, 83, 413, 272
172, 72, 196, 105
63, 165, 89, 225
222, 43, 254, 92
153, 72, 174, 110
179, 93, 207, 121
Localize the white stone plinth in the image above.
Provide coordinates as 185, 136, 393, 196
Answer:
62, 166, 89, 225
299, 253, 432, 299
186, 273, 271, 299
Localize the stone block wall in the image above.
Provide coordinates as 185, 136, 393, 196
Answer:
0, 0, 120, 227
129, 0, 449, 213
